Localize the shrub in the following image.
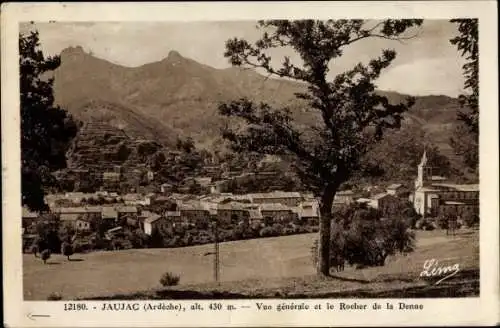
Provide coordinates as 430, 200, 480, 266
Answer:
415, 218, 436, 231
31, 245, 39, 257
259, 226, 275, 238
464, 214, 479, 228
182, 233, 193, 246
437, 216, 449, 229
73, 242, 83, 253
112, 240, 123, 250
271, 223, 285, 234
428, 221, 438, 230
40, 249, 51, 264
160, 272, 180, 287
61, 242, 74, 260
47, 292, 62, 301
381, 217, 416, 255
311, 217, 415, 270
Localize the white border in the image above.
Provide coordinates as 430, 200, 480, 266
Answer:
2, 2, 499, 327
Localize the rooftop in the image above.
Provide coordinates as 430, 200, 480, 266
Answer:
217, 202, 249, 211
55, 207, 102, 213
22, 207, 38, 218
249, 191, 302, 199
115, 206, 137, 213
178, 203, 208, 211
165, 211, 181, 217
144, 214, 162, 223
371, 192, 391, 200
59, 213, 80, 221
336, 190, 355, 196
386, 183, 403, 190
260, 203, 291, 211
432, 183, 479, 192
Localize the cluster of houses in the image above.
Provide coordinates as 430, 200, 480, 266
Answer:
22, 151, 479, 242
22, 187, 409, 239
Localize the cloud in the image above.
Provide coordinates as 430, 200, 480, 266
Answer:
376, 57, 465, 97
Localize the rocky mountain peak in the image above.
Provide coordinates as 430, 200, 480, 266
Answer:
166, 50, 183, 62
61, 46, 86, 56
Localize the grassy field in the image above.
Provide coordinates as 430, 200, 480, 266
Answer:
23, 229, 479, 300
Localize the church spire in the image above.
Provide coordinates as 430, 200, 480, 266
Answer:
419, 149, 428, 166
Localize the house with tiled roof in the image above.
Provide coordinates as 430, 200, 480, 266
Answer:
297, 201, 320, 225
55, 207, 102, 226
260, 203, 296, 223
143, 213, 167, 235
165, 211, 182, 226
217, 202, 251, 224
248, 209, 263, 225
178, 202, 210, 225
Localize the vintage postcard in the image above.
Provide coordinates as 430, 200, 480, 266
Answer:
2, 1, 499, 327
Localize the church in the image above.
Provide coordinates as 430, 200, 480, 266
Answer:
412, 151, 479, 219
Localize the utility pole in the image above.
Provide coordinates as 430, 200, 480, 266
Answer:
204, 217, 220, 283
212, 218, 220, 283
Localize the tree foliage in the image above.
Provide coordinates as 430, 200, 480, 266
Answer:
40, 249, 51, 264
219, 19, 423, 275
450, 19, 478, 132
449, 19, 478, 171
361, 126, 451, 183
312, 206, 415, 269
20, 30, 78, 211
61, 241, 74, 260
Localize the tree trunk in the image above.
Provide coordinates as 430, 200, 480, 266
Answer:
317, 184, 337, 276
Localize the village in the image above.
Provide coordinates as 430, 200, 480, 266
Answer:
22, 150, 479, 255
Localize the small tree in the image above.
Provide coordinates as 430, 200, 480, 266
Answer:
40, 249, 51, 264
61, 242, 74, 260
220, 19, 423, 275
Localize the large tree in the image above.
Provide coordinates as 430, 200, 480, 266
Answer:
219, 20, 422, 275
20, 30, 78, 211
449, 19, 478, 172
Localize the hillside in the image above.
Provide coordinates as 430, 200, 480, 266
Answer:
53, 46, 461, 158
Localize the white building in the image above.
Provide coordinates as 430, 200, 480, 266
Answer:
413, 151, 479, 217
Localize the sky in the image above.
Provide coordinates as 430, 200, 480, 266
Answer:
20, 20, 466, 97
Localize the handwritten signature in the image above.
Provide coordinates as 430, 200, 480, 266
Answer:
419, 259, 460, 285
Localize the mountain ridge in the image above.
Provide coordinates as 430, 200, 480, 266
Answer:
53, 46, 461, 154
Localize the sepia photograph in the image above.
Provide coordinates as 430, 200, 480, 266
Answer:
18, 18, 481, 301
2, 2, 499, 327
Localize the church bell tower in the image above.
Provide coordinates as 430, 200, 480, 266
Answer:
415, 150, 432, 189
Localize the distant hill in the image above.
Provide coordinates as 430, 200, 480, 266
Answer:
53, 46, 462, 159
